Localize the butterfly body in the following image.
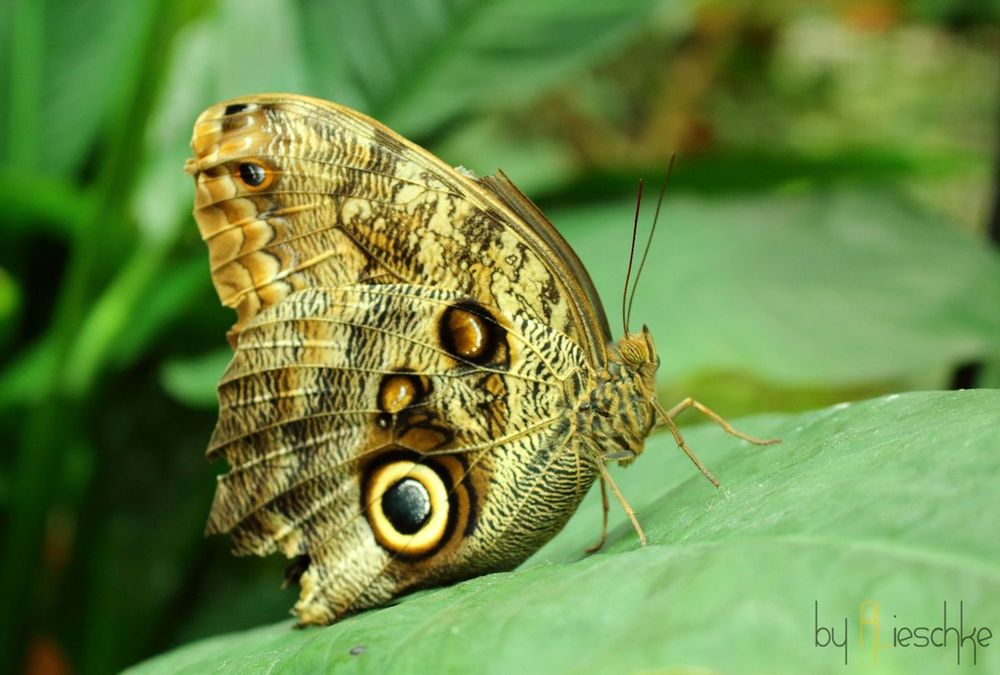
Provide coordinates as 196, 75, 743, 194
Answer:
186, 95, 682, 624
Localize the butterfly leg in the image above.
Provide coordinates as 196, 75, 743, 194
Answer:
665, 398, 780, 447
585, 476, 610, 553
596, 462, 647, 546
655, 408, 721, 488
653, 397, 779, 488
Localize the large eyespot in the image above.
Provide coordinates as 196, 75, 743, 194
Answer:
235, 160, 273, 191
364, 460, 452, 556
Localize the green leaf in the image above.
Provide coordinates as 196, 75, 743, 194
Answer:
432, 115, 578, 195
0, 169, 89, 238
125, 390, 1000, 674
0, 265, 20, 333
0, 338, 57, 407
556, 187, 1000, 390
160, 349, 231, 409
107, 255, 218, 371
0, 264, 19, 359
203, 0, 309, 98
302, 0, 673, 136
16, 1, 159, 174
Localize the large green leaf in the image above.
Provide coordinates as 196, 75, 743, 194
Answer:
161, 0, 675, 141
126, 390, 1000, 674
6, 1, 159, 174
301, 0, 673, 135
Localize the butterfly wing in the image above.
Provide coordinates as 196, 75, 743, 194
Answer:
187, 94, 610, 623
187, 94, 610, 359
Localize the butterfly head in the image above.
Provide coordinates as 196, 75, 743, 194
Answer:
617, 324, 660, 396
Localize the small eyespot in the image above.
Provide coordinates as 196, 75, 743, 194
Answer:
377, 374, 423, 414
224, 103, 248, 115
238, 162, 267, 187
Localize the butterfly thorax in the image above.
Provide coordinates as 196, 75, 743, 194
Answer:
578, 326, 660, 466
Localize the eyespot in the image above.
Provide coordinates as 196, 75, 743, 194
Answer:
224, 103, 249, 116
445, 307, 487, 359
377, 374, 426, 415
364, 460, 451, 556
236, 161, 272, 190
375, 372, 430, 432
439, 301, 507, 366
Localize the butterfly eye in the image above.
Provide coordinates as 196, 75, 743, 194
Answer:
365, 459, 452, 557
236, 161, 272, 190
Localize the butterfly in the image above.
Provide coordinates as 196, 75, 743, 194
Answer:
184, 94, 777, 625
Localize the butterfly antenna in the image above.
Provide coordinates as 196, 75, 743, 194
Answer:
626, 154, 675, 328
622, 179, 644, 336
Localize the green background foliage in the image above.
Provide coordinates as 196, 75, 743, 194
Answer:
0, 0, 997, 673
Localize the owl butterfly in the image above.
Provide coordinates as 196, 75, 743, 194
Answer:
185, 94, 777, 625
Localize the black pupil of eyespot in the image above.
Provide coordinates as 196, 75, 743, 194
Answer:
381, 478, 431, 535
239, 162, 265, 186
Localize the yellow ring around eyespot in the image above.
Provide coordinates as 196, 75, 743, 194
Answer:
367, 461, 449, 555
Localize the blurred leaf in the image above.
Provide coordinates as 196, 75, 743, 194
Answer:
459, 145, 981, 208
295, 0, 367, 111
900, 1, 1000, 29
0, 265, 20, 330
978, 351, 1000, 389
63, 242, 174, 395
432, 115, 578, 195
110, 255, 219, 371
165, 551, 297, 650
203, 0, 308, 99
71, 376, 224, 673
305, 0, 672, 136
0, 267, 21, 320
2, 0, 42, 169
161, 350, 230, 409
125, 390, 1000, 674
31, 2, 158, 174
0, 339, 56, 407
556, 187, 1000, 390
0, 169, 88, 237
0, 2, 203, 667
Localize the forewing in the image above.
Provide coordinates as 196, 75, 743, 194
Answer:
186, 94, 610, 361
